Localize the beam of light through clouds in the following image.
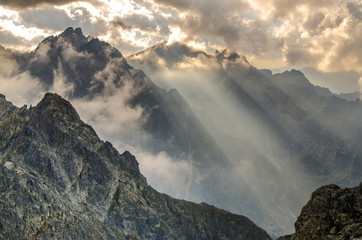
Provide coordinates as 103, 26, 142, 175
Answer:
1, 4, 362, 236
0, 0, 362, 89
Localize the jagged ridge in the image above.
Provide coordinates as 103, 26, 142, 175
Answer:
0, 93, 271, 239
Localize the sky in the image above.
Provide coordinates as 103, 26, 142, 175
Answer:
1, 0, 362, 91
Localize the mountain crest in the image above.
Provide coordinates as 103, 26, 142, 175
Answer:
58, 27, 88, 47
35, 92, 80, 120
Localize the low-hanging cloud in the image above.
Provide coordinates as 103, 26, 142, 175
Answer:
0, 47, 45, 106
135, 150, 197, 201
71, 84, 145, 147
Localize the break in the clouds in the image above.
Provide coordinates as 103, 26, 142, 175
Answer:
1, 0, 362, 90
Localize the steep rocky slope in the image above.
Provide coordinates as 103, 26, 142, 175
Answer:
0, 93, 271, 239
278, 183, 362, 240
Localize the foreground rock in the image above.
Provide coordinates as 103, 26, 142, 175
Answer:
278, 183, 362, 240
0, 93, 271, 240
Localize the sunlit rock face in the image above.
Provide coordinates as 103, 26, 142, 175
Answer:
0, 93, 272, 240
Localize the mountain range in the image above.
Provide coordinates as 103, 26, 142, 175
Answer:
128, 41, 362, 235
0, 27, 361, 237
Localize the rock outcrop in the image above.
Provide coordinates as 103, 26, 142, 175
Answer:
278, 183, 362, 240
0, 93, 271, 239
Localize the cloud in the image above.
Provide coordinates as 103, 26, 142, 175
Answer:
20, 6, 74, 31
135, 150, 196, 200
0, 0, 97, 9
71, 83, 144, 144
1, 0, 362, 90
111, 17, 132, 30
51, 61, 76, 98
347, 1, 362, 20
264, 0, 332, 18
0, 47, 45, 106
68, 6, 108, 36
154, 0, 281, 55
301, 67, 360, 93
256, 0, 362, 79
30, 41, 51, 64
122, 14, 157, 32
0, 71, 46, 106
0, 29, 24, 45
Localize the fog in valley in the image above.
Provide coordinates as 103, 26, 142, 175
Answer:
1, 35, 361, 238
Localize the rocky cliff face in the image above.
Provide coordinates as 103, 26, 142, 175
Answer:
278, 183, 362, 240
0, 93, 271, 240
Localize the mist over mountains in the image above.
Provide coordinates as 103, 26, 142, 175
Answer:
0, 27, 361, 237
128, 41, 362, 233
0, 92, 271, 239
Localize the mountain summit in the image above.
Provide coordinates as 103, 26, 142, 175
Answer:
0, 93, 271, 239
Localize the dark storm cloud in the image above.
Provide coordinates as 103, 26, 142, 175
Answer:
154, 0, 281, 55
20, 7, 74, 31
112, 14, 170, 35
154, 0, 191, 10
112, 17, 132, 30
0, 0, 97, 9
347, 2, 362, 20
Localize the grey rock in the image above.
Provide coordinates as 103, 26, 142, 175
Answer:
278, 183, 362, 240
0, 93, 271, 240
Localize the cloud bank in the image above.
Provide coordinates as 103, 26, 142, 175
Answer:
1, 0, 361, 85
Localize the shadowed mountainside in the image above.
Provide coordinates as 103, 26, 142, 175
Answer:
0, 93, 271, 240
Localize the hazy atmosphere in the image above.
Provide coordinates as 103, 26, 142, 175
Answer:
1, 0, 362, 92
1, 0, 362, 239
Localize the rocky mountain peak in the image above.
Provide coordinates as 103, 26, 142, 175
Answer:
35, 92, 80, 121
61, 26, 86, 39
58, 27, 88, 47
0, 94, 17, 118
278, 183, 362, 240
